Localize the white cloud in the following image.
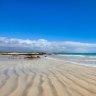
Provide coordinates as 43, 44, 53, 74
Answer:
0, 37, 96, 53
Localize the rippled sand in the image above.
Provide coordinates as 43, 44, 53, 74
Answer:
0, 57, 96, 96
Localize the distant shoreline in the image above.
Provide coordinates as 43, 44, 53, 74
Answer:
0, 52, 47, 55
0, 52, 48, 60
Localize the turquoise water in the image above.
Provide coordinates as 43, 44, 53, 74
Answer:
56, 53, 96, 56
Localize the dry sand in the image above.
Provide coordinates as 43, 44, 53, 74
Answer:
0, 57, 96, 96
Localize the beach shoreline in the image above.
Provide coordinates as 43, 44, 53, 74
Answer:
48, 54, 96, 68
0, 55, 96, 96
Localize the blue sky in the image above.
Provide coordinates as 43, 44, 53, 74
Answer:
0, 0, 96, 52
0, 0, 96, 42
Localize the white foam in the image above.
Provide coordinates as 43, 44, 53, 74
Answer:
47, 55, 96, 68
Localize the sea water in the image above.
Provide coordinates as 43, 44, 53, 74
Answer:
54, 53, 96, 67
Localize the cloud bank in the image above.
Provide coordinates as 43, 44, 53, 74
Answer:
0, 37, 96, 53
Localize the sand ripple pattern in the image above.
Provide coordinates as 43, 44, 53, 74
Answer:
0, 58, 96, 96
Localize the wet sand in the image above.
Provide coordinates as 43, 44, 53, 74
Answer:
0, 57, 96, 96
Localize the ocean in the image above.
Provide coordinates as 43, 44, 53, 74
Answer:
53, 53, 96, 67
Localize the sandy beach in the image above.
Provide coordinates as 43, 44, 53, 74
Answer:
0, 56, 96, 96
